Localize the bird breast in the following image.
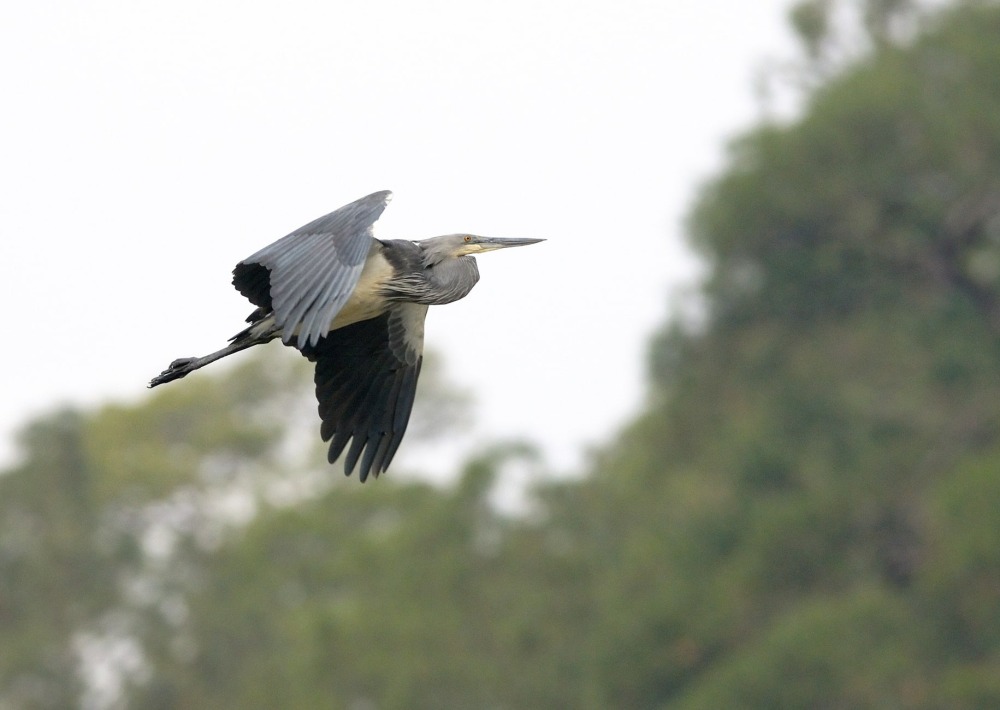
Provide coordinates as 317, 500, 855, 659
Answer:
329, 242, 396, 330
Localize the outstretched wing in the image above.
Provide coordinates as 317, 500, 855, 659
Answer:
233, 190, 392, 348
300, 302, 428, 481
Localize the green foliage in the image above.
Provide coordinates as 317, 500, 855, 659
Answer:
0, 349, 314, 708
86, 352, 308, 502
674, 589, 929, 708
919, 449, 1000, 658
133, 444, 586, 710
0, 410, 102, 708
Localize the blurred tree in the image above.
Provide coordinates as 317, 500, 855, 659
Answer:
0, 349, 314, 708
0, 344, 478, 709
130, 443, 569, 710
604, 1, 1000, 705
789, 0, 834, 63
0, 410, 106, 708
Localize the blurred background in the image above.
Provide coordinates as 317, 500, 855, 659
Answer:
3, 0, 1000, 707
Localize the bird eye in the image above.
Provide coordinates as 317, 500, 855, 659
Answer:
464, 236, 472, 242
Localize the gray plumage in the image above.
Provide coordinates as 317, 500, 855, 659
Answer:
149, 190, 543, 481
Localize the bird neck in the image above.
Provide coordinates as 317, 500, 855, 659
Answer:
420, 255, 480, 305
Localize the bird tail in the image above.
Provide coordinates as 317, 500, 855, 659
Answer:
148, 318, 280, 388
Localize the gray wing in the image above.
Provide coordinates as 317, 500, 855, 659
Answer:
300, 302, 428, 481
232, 190, 392, 348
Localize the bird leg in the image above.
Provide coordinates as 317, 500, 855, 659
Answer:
148, 322, 278, 388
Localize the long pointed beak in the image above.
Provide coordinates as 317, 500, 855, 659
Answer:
474, 236, 546, 252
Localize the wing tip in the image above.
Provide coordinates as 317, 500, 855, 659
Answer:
359, 189, 392, 210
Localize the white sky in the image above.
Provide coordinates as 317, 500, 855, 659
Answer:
0, 0, 796, 474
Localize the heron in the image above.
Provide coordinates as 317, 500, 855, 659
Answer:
149, 190, 543, 481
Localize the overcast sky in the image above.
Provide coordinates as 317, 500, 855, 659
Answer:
1, 0, 796, 474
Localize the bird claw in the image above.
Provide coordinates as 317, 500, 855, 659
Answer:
148, 357, 196, 388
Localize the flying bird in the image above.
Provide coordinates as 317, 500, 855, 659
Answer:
149, 190, 543, 481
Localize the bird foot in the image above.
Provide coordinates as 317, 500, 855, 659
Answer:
148, 357, 198, 388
